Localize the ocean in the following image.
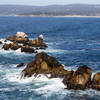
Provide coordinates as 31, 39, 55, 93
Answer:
0, 16, 100, 100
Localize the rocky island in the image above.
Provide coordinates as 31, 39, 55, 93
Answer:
2, 32, 48, 53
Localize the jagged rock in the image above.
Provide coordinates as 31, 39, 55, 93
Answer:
17, 63, 24, 67
16, 32, 28, 38
28, 38, 48, 49
28, 40, 37, 46
7, 35, 16, 42
3, 43, 11, 50
63, 65, 92, 90
6, 33, 47, 50
3, 42, 21, 51
92, 72, 100, 90
21, 52, 70, 78
7, 35, 29, 43
10, 42, 21, 50
21, 45, 36, 53
7, 32, 29, 43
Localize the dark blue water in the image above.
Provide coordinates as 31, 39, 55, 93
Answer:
0, 16, 100, 100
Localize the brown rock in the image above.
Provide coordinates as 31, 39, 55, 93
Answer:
21, 45, 36, 53
41, 61, 48, 70
29, 40, 37, 46
21, 52, 69, 78
63, 65, 92, 90
92, 72, 100, 90
28, 38, 48, 49
3, 43, 11, 50
10, 42, 21, 50
7, 35, 29, 43
7, 35, 16, 42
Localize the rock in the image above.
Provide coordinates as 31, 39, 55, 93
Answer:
16, 32, 28, 38
41, 61, 48, 70
17, 63, 24, 67
21, 52, 70, 78
6, 33, 47, 50
16, 36, 29, 43
0, 41, 2, 44
39, 34, 43, 40
7, 32, 29, 43
7, 35, 16, 42
92, 72, 100, 90
10, 42, 21, 50
4, 40, 7, 42
3, 43, 11, 50
29, 40, 37, 46
63, 65, 92, 90
21, 45, 36, 53
28, 38, 48, 49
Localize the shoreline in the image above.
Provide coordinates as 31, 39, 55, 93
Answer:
1, 14, 100, 18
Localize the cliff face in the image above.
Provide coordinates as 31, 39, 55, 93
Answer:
0, 4, 100, 16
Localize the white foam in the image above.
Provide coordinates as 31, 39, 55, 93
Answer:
6, 70, 66, 96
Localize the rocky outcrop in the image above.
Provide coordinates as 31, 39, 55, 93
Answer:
28, 38, 47, 49
10, 42, 21, 50
91, 72, 100, 90
6, 32, 29, 43
21, 45, 37, 53
3, 43, 11, 50
7, 35, 29, 43
21, 52, 70, 78
63, 65, 92, 90
17, 63, 24, 67
3, 42, 21, 51
3, 32, 48, 53
16, 32, 28, 38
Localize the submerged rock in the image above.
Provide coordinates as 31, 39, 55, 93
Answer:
63, 65, 92, 90
17, 63, 24, 68
21, 52, 70, 78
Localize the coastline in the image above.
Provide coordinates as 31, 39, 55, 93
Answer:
1, 14, 100, 18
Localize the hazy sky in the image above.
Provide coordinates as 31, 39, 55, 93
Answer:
0, 0, 100, 6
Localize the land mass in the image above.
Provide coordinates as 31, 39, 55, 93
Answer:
0, 4, 100, 17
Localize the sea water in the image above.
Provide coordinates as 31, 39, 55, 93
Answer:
0, 16, 100, 100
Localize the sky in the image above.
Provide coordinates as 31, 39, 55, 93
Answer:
0, 0, 100, 6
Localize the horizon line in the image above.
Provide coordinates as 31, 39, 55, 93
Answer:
0, 3, 100, 7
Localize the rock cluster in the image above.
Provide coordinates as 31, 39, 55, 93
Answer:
3, 32, 48, 53
3, 32, 100, 91
20, 52, 100, 91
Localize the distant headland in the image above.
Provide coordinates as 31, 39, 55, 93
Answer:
0, 4, 100, 17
